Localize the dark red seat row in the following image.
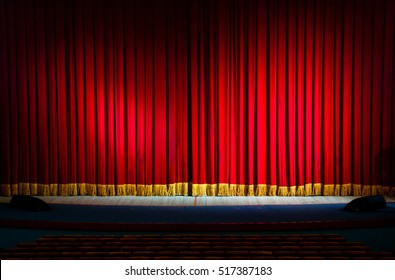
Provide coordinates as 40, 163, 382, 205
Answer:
1, 233, 394, 260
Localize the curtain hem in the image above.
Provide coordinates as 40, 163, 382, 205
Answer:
1, 183, 394, 197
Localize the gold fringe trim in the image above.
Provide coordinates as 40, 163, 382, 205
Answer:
175, 183, 183, 195
125, 184, 136, 195
192, 184, 206, 196
278, 186, 288, 196
323, 184, 334, 196
334, 184, 341, 196
237, 185, 246, 196
362, 185, 371, 196
50, 184, 58, 196
0, 184, 11, 196
305, 184, 313, 196
353, 184, 361, 196
78, 183, 87, 195
167, 184, 176, 196
97, 184, 106, 196
255, 184, 268, 196
268, 185, 277, 196
11, 184, 18, 196
154, 184, 168, 196
296, 185, 305, 196
288, 186, 296, 196
179, 183, 189, 196
248, 185, 255, 196
116, 184, 125, 196
230, 184, 238, 196
1, 183, 394, 197
30, 183, 38, 195
313, 183, 322, 195
20, 183, 30, 195
371, 185, 382, 196
218, 183, 229, 196
86, 184, 97, 196
341, 184, 351, 196
207, 184, 217, 196
107, 185, 115, 196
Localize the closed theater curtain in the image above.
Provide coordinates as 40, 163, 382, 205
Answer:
0, 0, 394, 196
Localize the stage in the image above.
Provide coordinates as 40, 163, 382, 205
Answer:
1, 195, 395, 253
1, 195, 395, 231
2, 195, 395, 206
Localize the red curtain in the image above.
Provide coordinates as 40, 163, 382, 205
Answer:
0, 0, 394, 196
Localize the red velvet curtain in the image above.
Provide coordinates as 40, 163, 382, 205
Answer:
0, 0, 394, 196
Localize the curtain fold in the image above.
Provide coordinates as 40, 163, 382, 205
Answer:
0, 0, 394, 196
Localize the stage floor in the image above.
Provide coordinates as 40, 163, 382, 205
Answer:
1, 195, 395, 206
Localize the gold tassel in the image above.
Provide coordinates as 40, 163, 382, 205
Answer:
334, 184, 341, 196
125, 184, 136, 196
107, 185, 115, 196
137, 184, 145, 196
0, 184, 11, 196
288, 186, 296, 196
177, 182, 186, 196
11, 184, 19, 195
362, 185, 371, 196
116, 185, 126, 196
38, 184, 50, 196
268, 185, 277, 196
255, 184, 267, 196
323, 185, 334, 196
153, 185, 160, 196
182, 182, 189, 196
237, 185, 246, 196
248, 185, 255, 196
50, 184, 58, 196
218, 183, 229, 196
296, 185, 305, 196
68, 183, 77, 196
59, 184, 69, 196
313, 183, 322, 195
154, 184, 167, 196
353, 184, 361, 196
174, 182, 182, 195
20, 183, 30, 195
124, 184, 132, 195
167, 184, 176, 196
305, 184, 312, 196
78, 183, 87, 195
229, 184, 237, 196
97, 184, 107, 196
183, 182, 192, 195
4, 181, 392, 198
146, 185, 153, 196
371, 185, 382, 195
277, 186, 288, 196
371, 185, 378, 196
207, 184, 217, 196
341, 184, 351, 196
192, 184, 199, 196
87, 184, 97, 196
30, 183, 38, 195
200, 184, 208, 196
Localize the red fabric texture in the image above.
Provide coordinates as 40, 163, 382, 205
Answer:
0, 0, 394, 189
